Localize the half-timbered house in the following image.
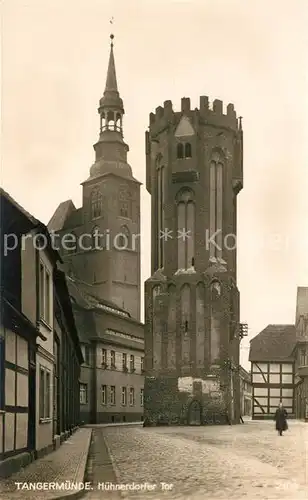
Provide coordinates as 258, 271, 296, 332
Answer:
294, 287, 308, 420
249, 325, 296, 419
0, 189, 82, 477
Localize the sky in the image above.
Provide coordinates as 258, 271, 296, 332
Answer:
1, 0, 308, 370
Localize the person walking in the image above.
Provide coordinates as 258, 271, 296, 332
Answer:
274, 402, 288, 436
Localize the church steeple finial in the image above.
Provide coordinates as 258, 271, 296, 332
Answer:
98, 30, 124, 136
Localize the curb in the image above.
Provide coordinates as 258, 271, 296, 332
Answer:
83, 422, 143, 428
103, 435, 128, 499
51, 429, 93, 500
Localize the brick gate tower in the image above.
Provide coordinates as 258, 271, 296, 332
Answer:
143, 97, 243, 425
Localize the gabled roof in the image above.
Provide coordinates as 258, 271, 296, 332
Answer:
47, 200, 76, 232
239, 365, 250, 381
0, 187, 39, 228
0, 188, 61, 265
249, 324, 296, 362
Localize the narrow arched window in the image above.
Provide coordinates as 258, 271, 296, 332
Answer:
209, 151, 224, 260
177, 143, 184, 159
119, 189, 132, 219
196, 283, 205, 366
176, 189, 195, 270
185, 143, 192, 158
91, 187, 103, 219
181, 284, 190, 364
156, 156, 165, 270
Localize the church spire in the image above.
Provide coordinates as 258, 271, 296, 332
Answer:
105, 35, 118, 93
89, 33, 132, 179
98, 34, 124, 134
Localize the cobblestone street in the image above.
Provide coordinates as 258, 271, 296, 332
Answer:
85, 420, 308, 500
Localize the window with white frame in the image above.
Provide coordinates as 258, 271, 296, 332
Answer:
129, 387, 134, 406
39, 366, 51, 420
80, 383, 88, 405
39, 262, 52, 325
130, 354, 135, 372
110, 386, 116, 405
110, 350, 115, 367
122, 353, 127, 370
102, 348, 107, 365
121, 387, 127, 406
140, 388, 144, 407
300, 348, 307, 366
141, 356, 144, 372
101, 385, 107, 405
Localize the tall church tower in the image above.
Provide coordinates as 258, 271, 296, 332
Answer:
144, 97, 243, 425
49, 35, 141, 320
81, 35, 141, 320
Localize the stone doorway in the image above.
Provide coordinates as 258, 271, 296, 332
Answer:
188, 400, 201, 425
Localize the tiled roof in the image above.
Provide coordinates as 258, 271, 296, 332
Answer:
249, 324, 296, 362
48, 200, 76, 232
66, 277, 93, 310
66, 276, 129, 315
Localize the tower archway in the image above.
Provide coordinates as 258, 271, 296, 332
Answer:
187, 399, 202, 425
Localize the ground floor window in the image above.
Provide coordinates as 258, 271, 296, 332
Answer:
110, 386, 116, 405
129, 387, 135, 406
39, 366, 51, 420
121, 387, 127, 406
101, 385, 107, 405
80, 383, 88, 405
140, 388, 144, 407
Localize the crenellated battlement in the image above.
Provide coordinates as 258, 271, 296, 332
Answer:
149, 96, 240, 134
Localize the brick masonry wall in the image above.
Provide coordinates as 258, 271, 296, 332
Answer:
144, 374, 230, 426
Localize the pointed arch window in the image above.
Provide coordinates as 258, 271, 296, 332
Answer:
185, 143, 192, 158
196, 283, 205, 366
209, 151, 224, 260
177, 142, 192, 159
120, 203, 128, 218
156, 157, 165, 269
91, 187, 103, 219
181, 284, 191, 364
176, 189, 195, 270
119, 189, 132, 219
177, 143, 184, 159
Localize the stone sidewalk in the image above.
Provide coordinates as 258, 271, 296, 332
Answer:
0, 428, 92, 500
